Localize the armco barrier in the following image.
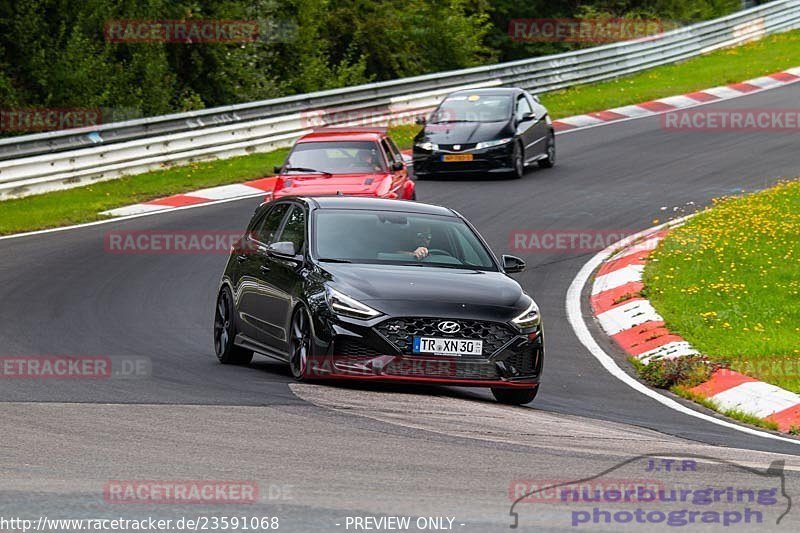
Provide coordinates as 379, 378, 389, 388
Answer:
0, 0, 798, 200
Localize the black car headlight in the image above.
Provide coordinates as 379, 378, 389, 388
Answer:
325, 287, 382, 319
511, 299, 541, 331
415, 142, 438, 151
475, 138, 512, 150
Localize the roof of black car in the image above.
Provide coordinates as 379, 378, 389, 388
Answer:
305, 197, 456, 216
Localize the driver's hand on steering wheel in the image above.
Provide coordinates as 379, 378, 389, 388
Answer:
412, 246, 429, 260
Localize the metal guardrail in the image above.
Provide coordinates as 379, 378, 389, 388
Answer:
0, 0, 798, 200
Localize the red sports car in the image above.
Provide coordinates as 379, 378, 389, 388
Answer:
270, 127, 416, 201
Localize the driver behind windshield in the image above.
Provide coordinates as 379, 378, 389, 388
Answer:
355, 148, 383, 172
397, 224, 431, 260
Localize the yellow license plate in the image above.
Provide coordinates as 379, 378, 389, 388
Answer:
442, 154, 473, 162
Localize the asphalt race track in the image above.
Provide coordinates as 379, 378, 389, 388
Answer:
2, 83, 800, 531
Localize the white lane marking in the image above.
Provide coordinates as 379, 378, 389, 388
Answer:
591, 264, 644, 295
638, 341, 699, 364
566, 216, 800, 445
596, 299, 663, 336
711, 382, 800, 419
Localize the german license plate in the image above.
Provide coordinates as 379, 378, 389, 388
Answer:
442, 154, 473, 162
412, 336, 483, 356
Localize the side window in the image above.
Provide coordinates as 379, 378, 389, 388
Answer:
516, 96, 532, 120
254, 203, 290, 244
379, 139, 396, 166
276, 205, 306, 252
382, 138, 401, 165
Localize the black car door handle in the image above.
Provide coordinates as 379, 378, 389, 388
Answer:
260, 264, 270, 273
236, 254, 247, 262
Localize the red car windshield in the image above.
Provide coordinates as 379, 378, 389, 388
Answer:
286, 141, 387, 174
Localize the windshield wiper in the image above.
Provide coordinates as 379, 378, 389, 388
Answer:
318, 258, 352, 263
284, 167, 332, 176
429, 119, 474, 124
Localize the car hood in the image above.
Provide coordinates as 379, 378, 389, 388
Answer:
322, 263, 528, 320
273, 173, 394, 198
420, 120, 512, 145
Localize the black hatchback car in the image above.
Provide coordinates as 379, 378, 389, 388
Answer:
214, 196, 544, 404
412, 87, 555, 179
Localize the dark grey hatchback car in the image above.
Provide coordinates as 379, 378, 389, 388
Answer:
214, 196, 544, 404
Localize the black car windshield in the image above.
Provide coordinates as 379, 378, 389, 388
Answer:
314, 210, 497, 270
430, 94, 512, 123
286, 141, 386, 174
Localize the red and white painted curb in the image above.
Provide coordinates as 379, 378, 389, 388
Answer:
101, 177, 277, 217
553, 66, 800, 132
101, 66, 800, 218
591, 226, 800, 433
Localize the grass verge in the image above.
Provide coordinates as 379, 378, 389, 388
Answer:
2, 30, 800, 235
540, 29, 800, 117
644, 180, 800, 393
0, 150, 287, 235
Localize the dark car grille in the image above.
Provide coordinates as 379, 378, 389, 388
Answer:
501, 351, 537, 375
374, 317, 517, 357
334, 337, 386, 358
382, 359, 499, 380
438, 143, 477, 151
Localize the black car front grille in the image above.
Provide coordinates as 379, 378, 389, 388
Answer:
334, 337, 386, 358
501, 351, 537, 375
438, 143, 477, 151
382, 359, 499, 380
374, 317, 517, 357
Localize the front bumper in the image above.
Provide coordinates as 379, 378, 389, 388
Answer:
308, 313, 543, 388
412, 144, 515, 177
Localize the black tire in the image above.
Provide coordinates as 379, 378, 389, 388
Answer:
491, 386, 538, 405
288, 307, 313, 381
214, 286, 253, 365
508, 141, 524, 179
538, 132, 556, 168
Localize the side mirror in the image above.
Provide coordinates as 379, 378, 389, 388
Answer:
391, 161, 404, 171
268, 241, 297, 259
502, 254, 526, 273
415, 115, 427, 125
273, 165, 284, 174
518, 112, 536, 123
